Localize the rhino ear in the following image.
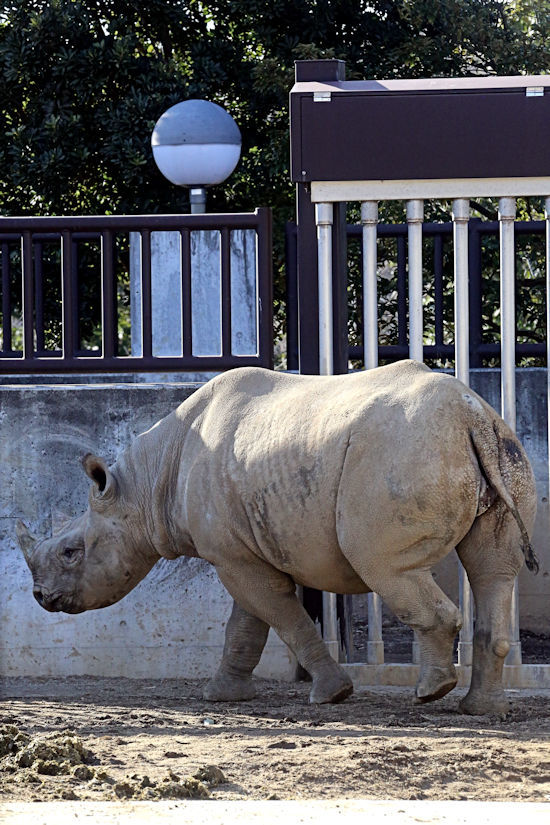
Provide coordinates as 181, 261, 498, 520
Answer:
16, 520, 37, 569
81, 454, 117, 501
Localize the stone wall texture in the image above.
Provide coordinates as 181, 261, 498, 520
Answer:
0, 382, 296, 679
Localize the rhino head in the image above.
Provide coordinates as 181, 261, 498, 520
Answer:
16, 454, 159, 614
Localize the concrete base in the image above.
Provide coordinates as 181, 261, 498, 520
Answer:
343, 663, 550, 690
2, 800, 550, 825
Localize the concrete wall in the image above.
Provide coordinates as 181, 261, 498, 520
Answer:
0, 382, 296, 679
0, 368, 548, 680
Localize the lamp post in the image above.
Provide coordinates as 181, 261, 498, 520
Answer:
151, 99, 242, 213
131, 99, 254, 364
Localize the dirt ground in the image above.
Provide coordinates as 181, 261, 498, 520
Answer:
1, 677, 550, 805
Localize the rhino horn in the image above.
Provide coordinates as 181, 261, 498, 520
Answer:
16, 521, 37, 568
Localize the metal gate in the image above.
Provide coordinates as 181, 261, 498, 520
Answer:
290, 59, 550, 689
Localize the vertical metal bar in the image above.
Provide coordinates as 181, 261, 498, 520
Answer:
181, 228, 192, 357
101, 229, 116, 359
546, 198, 550, 560
297, 184, 321, 374
498, 197, 521, 666
452, 198, 473, 668
221, 228, 232, 357
34, 241, 45, 352
316, 202, 339, 661
397, 235, 407, 348
499, 198, 517, 431
407, 200, 424, 362
257, 208, 274, 369
22, 231, 34, 360
331, 202, 349, 374
141, 229, 152, 360
453, 200, 470, 387
468, 219, 483, 368
361, 201, 384, 665
1, 242, 11, 352
407, 200, 423, 665
361, 201, 379, 370
71, 239, 80, 352
285, 222, 299, 371
316, 203, 334, 377
61, 231, 75, 360
434, 234, 444, 348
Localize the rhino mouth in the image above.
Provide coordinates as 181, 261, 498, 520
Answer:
33, 588, 82, 614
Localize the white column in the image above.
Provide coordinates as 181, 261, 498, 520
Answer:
407, 200, 424, 362
407, 199, 424, 664
316, 202, 339, 661
360, 201, 384, 665
498, 196, 521, 666
452, 198, 473, 668
361, 201, 379, 370
316, 203, 334, 377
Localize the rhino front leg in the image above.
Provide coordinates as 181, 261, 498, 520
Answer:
216, 561, 353, 704
203, 600, 269, 701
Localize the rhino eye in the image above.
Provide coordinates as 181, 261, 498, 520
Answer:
62, 546, 83, 563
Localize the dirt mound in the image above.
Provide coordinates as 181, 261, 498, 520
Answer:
1, 725, 93, 777
0, 722, 226, 801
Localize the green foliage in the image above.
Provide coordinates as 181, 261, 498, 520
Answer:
1, 0, 549, 359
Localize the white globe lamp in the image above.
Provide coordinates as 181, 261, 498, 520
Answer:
151, 99, 242, 213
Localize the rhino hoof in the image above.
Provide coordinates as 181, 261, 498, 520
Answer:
458, 691, 510, 716
414, 666, 457, 704
309, 674, 354, 705
203, 675, 256, 702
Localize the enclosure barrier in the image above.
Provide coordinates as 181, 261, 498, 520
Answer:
0, 209, 273, 373
313, 191, 550, 688
285, 217, 547, 373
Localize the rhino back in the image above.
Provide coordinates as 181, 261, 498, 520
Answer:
178, 362, 465, 588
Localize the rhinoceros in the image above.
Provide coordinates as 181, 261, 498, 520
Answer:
17, 360, 538, 715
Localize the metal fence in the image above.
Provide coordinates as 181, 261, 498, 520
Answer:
307, 194, 550, 689
285, 216, 547, 371
0, 209, 273, 373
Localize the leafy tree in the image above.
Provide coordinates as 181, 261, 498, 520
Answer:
1, 0, 549, 359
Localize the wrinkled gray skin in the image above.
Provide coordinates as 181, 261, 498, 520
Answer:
17, 361, 538, 715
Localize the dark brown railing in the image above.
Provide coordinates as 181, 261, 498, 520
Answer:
0, 209, 273, 373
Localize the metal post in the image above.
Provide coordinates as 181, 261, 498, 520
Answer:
316, 202, 339, 661
361, 201, 379, 370
190, 187, 207, 214
406, 200, 424, 362
452, 198, 473, 668
316, 203, 334, 376
546, 199, 550, 551
498, 197, 521, 666
360, 201, 384, 664
407, 199, 423, 664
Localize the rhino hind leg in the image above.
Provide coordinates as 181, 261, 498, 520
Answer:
203, 600, 269, 702
343, 541, 462, 704
391, 572, 461, 704
457, 501, 527, 716
215, 560, 353, 705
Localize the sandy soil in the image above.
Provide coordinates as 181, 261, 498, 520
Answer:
1, 677, 550, 805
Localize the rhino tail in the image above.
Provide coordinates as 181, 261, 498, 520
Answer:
469, 415, 539, 575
